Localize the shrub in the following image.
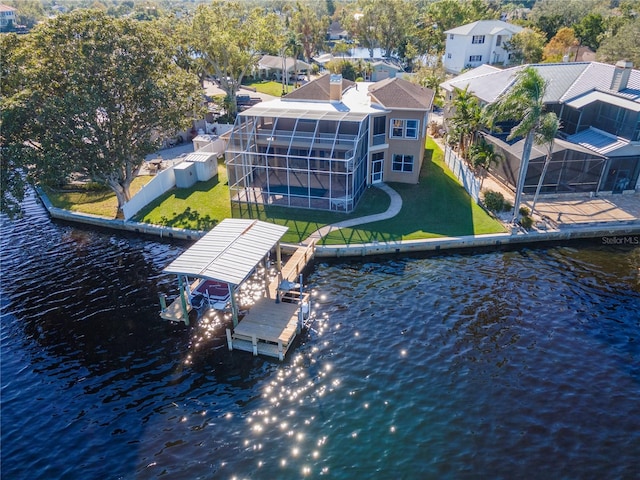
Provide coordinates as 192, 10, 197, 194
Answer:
483, 190, 505, 212
503, 201, 513, 212
519, 206, 531, 216
520, 215, 534, 230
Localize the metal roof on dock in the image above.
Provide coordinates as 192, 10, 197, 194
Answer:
163, 219, 288, 285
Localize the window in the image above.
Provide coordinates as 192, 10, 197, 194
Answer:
390, 119, 419, 139
372, 116, 386, 145
447, 53, 452, 59
449, 34, 454, 40
392, 154, 414, 172
469, 55, 482, 62
472, 35, 485, 44
496, 35, 502, 47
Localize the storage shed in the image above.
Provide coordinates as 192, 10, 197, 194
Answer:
183, 151, 218, 181
174, 161, 197, 188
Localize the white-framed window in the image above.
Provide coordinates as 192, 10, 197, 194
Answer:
496, 35, 502, 47
390, 119, 419, 139
469, 55, 482, 62
392, 154, 414, 172
447, 53, 452, 59
449, 34, 454, 40
472, 35, 485, 44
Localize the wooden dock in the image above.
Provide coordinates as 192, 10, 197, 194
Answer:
228, 241, 316, 360
226, 295, 304, 361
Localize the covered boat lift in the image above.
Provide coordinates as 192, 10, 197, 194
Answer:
160, 218, 288, 326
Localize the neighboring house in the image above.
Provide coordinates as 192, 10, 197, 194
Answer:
0, 3, 17, 31
328, 21, 348, 41
441, 61, 640, 195
370, 61, 403, 82
255, 55, 310, 82
225, 74, 434, 212
443, 20, 523, 74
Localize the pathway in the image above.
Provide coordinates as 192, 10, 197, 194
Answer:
305, 183, 403, 244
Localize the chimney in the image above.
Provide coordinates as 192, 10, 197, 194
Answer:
329, 74, 343, 103
611, 60, 633, 92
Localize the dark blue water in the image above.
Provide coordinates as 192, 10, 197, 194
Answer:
2, 193, 640, 479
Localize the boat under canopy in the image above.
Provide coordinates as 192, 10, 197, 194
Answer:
160, 218, 288, 325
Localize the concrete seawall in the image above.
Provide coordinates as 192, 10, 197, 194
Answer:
312, 223, 640, 258
37, 187, 639, 258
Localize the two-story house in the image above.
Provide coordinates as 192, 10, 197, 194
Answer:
443, 20, 523, 74
0, 4, 17, 31
441, 61, 640, 195
225, 74, 434, 213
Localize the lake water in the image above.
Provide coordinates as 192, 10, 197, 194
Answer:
2, 193, 639, 479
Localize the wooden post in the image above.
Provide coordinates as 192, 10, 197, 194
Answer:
230, 288, 239, 327
276, 241, 282, 273
278, 341, 284, 361
226, 328, 233, 351
178, 276, 190, 326
252, 335, 258, 356
263, 257, 271, 299
159, 294, 167, 311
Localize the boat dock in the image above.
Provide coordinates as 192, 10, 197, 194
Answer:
227, 240, 316, 361
161, 220, 316, 360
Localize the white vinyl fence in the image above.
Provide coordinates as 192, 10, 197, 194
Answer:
122, 167, 176, 220
444, 145, 481, 203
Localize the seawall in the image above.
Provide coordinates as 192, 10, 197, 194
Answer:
37, 188, 639, 258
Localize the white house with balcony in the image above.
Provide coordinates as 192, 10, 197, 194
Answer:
443, 20, 523, 74
0, 4, 17, 31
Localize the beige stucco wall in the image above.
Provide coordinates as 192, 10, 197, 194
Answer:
382, 110, 427, 184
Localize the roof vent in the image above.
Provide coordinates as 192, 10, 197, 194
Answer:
329, 74, 343, 103
611, 60, 633, 92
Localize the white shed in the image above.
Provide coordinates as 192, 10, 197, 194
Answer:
174, 161, 197, 188
183, 151, 218, 182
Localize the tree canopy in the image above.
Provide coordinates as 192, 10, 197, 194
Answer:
0, 10, 202, 217
597, 18, 640, 67
188, 1, 281, 115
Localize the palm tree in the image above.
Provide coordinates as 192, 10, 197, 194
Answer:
469, 136, 504, 191
489, 67, 551, 224
530, 112, 560, 217
449, 86, 484, 160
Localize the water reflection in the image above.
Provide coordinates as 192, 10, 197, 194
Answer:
1, 194, 639, 478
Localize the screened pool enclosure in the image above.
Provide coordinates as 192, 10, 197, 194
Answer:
225, 106, 370, 213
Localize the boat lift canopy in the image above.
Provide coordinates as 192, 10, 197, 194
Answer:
163, 219, 288, 286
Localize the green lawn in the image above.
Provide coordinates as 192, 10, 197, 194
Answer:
134, 160, 232, 231
243, 80, 295, 97
320, 138, 506, 244
45, 176, 153, 218
55, 140, 505, 244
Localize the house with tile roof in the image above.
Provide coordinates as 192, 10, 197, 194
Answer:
441, 61, 640, 195
225, 74, 434, 212
444, 20, 523, 74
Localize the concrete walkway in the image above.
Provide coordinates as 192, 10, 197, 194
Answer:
305, 183, 402, 244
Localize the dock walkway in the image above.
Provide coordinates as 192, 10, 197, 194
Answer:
228, 241, 315, 361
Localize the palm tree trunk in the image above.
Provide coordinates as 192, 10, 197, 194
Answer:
531, 139, 554, 217
512, 130, 534, 224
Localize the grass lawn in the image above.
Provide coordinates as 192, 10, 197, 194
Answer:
45, 176, 153, 218
320, 138, 506, 244
243, 80, 295, 97
133, 159, 232, 231
56, 139, 505, 244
